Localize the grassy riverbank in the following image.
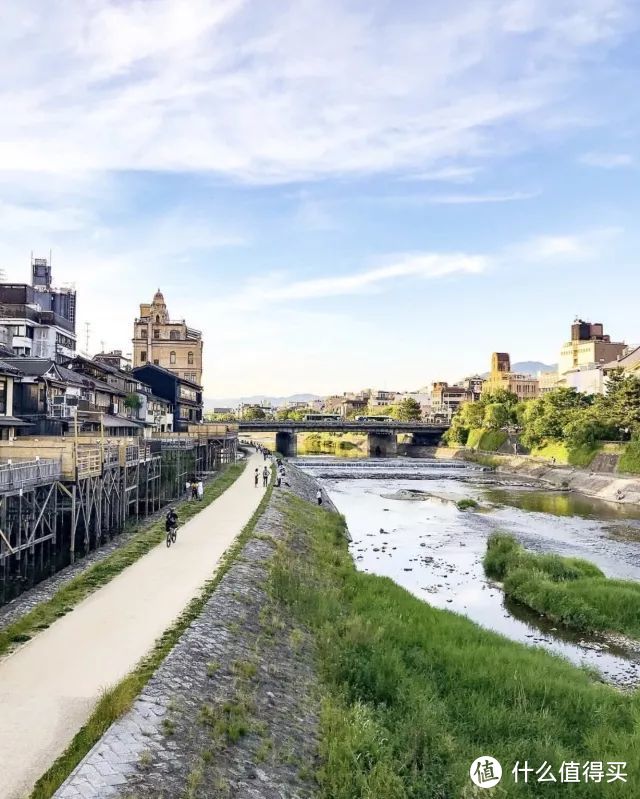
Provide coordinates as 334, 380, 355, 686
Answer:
270, 495, 640, 797
484, 533, 640, 638
0, 461, 246, 660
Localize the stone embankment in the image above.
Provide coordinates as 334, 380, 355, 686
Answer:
53, 466, 328, 799
434, 447, 640, 505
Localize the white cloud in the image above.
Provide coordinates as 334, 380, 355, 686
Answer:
0, 0, 635, 182
422, 191, 539, 205
579, 152, 635, 168
504, 226, 623, 262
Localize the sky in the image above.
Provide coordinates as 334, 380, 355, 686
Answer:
1, 0, 639, 398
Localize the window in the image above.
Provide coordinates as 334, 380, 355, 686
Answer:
170, 330, 180, 341
154, 329, 160, 339
170, 351, 176, 365
153, 359, 159, 365
0, 378, 7, 414
188, 351, 194, 365
155, 315, 160, 323
140, 351, 147, 362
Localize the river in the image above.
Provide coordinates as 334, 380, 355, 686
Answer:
293, 456, 640, 687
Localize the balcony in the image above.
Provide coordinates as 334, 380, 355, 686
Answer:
0, 458, 62, 491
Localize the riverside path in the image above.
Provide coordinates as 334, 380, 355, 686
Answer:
0, 452, 267, 799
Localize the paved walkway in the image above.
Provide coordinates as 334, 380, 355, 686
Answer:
0, 453, 267, 799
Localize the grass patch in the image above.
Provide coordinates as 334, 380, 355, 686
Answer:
29, 463, 272, 799
0, 462, 246, 661
619, 442, 640, 474
485, 533, 640, 637
462, 451, 500, 468
455, 498, 479, 511
467, 428, 508, 452
532, 440, 601, 467
268, 494, 640, 798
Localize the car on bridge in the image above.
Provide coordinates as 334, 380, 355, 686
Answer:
354, 415, 395, 423
303, 413, 341, 422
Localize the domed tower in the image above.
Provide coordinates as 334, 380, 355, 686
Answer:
150, 289, 169, 324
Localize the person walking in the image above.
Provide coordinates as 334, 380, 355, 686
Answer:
262, 466, 269, 487
316, 489, 323, 506
197, 480, 204, 501
191, 480, 198, 500
254, 468, 259, 488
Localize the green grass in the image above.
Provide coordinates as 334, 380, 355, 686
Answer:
0, 462, 246, 661
30, 463, 273, 799
619, 442, 640, 474
466, 428, 508, 452
268, 494, 640, 798
484, 533, 640, 637
532, 440, 602, 467
456, 498, 479, 511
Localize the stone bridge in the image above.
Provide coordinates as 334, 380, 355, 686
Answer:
238, 420, 449, 457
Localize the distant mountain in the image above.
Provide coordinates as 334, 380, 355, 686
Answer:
205, 393, 321, 410
512, 361, 557, 375
480, 361, 557, 378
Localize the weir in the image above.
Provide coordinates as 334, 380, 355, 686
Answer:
0, 425, 238, 604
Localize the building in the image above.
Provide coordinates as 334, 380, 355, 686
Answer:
93, 350, 132, 372
602, 345, 640, 378
367, 389, 398, 408
560, 365, 606, 395
482, 353, 539, 400
431, 382, 471, 417
538, 370, 561, 394
133, 290, 203, 385
460, 375, 485, 401
0, 361, 30, 440
558, 319, 626, 376
133, 363, 203, 432
0, 256, 77, 362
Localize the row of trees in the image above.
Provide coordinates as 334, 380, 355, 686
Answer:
207, 397, 424, 423
446, 371, 640, 450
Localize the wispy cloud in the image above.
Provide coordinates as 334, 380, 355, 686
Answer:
579, 152, 635, 168
217, 252, 488, 310
422, 191, 539, 205
0, 1, 635, 182
504, 226, 623, 262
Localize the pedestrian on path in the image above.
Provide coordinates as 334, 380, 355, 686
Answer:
197, 481, 204, 501
262, 466, 269, 487
255, 468, 259, 488
316, 489, 323, 506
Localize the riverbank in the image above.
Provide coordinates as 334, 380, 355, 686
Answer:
45, 461, 640, 798
434, 446, 640, 505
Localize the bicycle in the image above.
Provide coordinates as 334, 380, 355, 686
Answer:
166, 524, 178, 547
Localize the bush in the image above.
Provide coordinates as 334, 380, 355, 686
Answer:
483, 533, 640, 637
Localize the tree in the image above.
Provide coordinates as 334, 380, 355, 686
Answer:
242, 406, 266, 420
483, 402, 509, 430
124, 392, 142, 411
395, 397, 422, 421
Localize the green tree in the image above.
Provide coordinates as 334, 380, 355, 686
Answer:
242, 406, 266, 421
395, 397, 422, 421
483, 402, 509, 430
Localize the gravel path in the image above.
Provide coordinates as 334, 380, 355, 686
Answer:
51, 464, 322, 799
0, 453, 267, 799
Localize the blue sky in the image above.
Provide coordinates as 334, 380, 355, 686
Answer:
0, 0, 639, 396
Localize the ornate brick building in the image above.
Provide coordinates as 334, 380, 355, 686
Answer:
132, 290, 203, 386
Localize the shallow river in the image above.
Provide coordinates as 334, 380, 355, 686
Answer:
293, 457, 640, 687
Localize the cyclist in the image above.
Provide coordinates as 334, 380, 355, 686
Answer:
165, 508, 178, 537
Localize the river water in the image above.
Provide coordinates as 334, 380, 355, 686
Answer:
293, 457, 640, 687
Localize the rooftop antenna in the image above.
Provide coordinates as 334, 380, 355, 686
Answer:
100, 339, 106, 354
